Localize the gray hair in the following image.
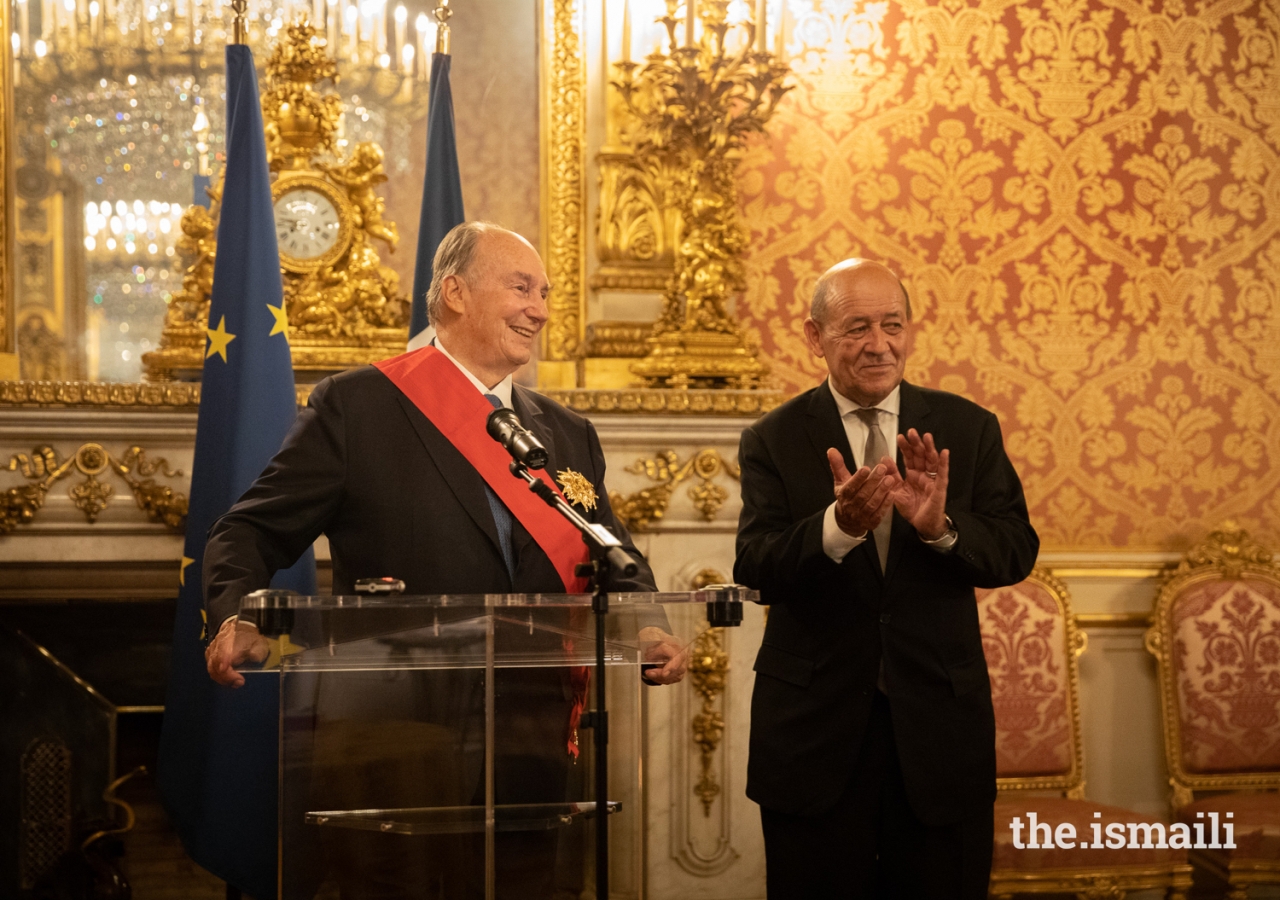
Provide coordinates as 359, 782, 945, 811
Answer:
425, 221, 516, 322
810, 260, 913, 325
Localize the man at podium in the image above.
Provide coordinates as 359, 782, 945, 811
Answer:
202, 221, 684, 898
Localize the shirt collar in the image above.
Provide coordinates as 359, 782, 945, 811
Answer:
430, 336, 514, 409
829, 377, 901, 419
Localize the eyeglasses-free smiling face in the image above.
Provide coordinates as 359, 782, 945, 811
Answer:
443, 231, 550, 386
803, 262, 913, 407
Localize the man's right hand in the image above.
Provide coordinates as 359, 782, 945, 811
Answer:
828, 448, 901, 538
205, 617, 271, 688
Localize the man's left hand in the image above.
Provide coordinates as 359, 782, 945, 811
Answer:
893, 428, 950, 540
638, 626, 688, 685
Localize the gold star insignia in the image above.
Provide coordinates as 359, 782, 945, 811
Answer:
205, 315, 236, 361
180, 555, 195, 586
267, 303, 289, 338
556, 469, 598, 511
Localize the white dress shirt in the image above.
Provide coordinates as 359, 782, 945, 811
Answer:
820, 380, 958, 563
822, 381, 900, 562
431, 336, 513, 409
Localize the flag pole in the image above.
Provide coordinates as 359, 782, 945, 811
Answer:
230, 0, 247, 44
433, 0, 451, 54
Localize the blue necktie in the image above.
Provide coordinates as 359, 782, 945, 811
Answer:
483, 393, 517, 581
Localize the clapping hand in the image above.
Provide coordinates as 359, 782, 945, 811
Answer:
893, 428, 949, 540
828, 448, 902, 538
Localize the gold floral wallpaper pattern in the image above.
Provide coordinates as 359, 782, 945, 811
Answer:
737, 0, 1280, 551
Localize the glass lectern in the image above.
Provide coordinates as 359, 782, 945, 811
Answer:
237, 587, 755, 900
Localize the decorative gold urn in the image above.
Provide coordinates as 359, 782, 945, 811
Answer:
142, 21, 408, 382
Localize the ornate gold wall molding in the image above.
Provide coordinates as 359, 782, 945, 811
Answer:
0, 381, 317, 408
608, 448, 740, 531
3, 442, 188, 533
540, 0, 587, 367
689, 625, 729, 816
544, 387, 782, 416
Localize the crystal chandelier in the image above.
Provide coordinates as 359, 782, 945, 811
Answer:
10, 0, 433, 106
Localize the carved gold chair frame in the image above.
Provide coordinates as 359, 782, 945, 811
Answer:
1144, 524, 1280, 899
1145, 523, 1280, 806
989, 567, 1194, 900
992, 566, 1089, 799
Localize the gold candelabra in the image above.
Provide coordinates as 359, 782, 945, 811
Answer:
613, 0, 790, 389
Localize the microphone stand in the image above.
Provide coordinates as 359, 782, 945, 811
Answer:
507, 460, 635, 900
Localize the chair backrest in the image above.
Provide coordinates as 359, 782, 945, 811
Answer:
1146, 523, 1280, 808
977, 567, 1087, 797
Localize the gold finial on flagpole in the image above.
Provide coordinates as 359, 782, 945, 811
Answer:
230, 0, 248, 43
433, 0, 452, 55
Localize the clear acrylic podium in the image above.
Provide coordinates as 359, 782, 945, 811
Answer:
237, 587, 756, 900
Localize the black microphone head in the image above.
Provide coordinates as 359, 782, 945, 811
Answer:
486, 407, 519, 440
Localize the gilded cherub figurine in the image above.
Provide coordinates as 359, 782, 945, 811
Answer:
322, 142, 400, 251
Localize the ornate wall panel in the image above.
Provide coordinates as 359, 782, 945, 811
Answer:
737, 0, 1280, 552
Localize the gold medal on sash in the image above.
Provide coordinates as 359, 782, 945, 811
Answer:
556, 470, 598, 511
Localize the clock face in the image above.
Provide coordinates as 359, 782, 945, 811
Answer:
274, 188, 343, 262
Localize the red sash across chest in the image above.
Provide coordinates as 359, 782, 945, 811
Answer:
375, 346, 589, 594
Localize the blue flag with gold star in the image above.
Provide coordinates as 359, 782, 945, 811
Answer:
157, 44, 315, 900
407, 51, 465, 349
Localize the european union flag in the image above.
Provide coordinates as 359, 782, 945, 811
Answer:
157, 44, 316, 900
408, 50, 465, 349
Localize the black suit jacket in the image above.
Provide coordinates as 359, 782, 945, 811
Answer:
204, 364, 656, 625
733, 380, 1038, 826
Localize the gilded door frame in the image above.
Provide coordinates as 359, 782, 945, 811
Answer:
2, 0, 16, 356
538, 0, 588, 389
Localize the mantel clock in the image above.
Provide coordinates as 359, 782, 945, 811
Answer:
142, 21, 408, 382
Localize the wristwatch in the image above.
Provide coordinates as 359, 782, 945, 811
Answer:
920, 516, 957, 548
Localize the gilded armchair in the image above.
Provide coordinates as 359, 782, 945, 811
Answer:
1146, 524, 1280, 899
981, 568, 1192, 900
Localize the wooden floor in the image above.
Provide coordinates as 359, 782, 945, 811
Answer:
116, 714, 228, 900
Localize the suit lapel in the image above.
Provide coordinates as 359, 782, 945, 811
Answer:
885, 381, 932, 582
804, 381, 855, 477
388, 387, 505, 559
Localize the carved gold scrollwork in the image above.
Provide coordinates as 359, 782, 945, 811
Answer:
2, 443, 188, 534
1169, 520, 1273, 580
608, 448, 740, 532
690, 626, 728, 816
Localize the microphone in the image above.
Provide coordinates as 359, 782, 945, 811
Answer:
486, 407, 550, 470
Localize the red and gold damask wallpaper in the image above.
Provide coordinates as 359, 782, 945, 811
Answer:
737, 0, 1280, 551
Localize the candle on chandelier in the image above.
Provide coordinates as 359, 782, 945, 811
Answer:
415, 11, 427, 75
41, 0, 53, 42
327, 0, 338, 48
620, 0, 630, 62
374, 0, 386, 53
393, 4, 406, 68
17, 0, 30, 54
89, 0, 99, 40
755, 0, 766, 51
684, 0, 695, 47
312, 0, 324, 34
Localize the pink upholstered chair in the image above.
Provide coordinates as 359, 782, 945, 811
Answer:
1146, 524, 1280, 899
980, 568, 1192, 899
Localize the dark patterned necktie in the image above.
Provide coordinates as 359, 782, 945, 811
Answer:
856, 407, 892, 572
483, 393, 517, 580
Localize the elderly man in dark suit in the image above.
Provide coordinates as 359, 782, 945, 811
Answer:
201, 221, 684, 899
734, 259, 1038, 899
